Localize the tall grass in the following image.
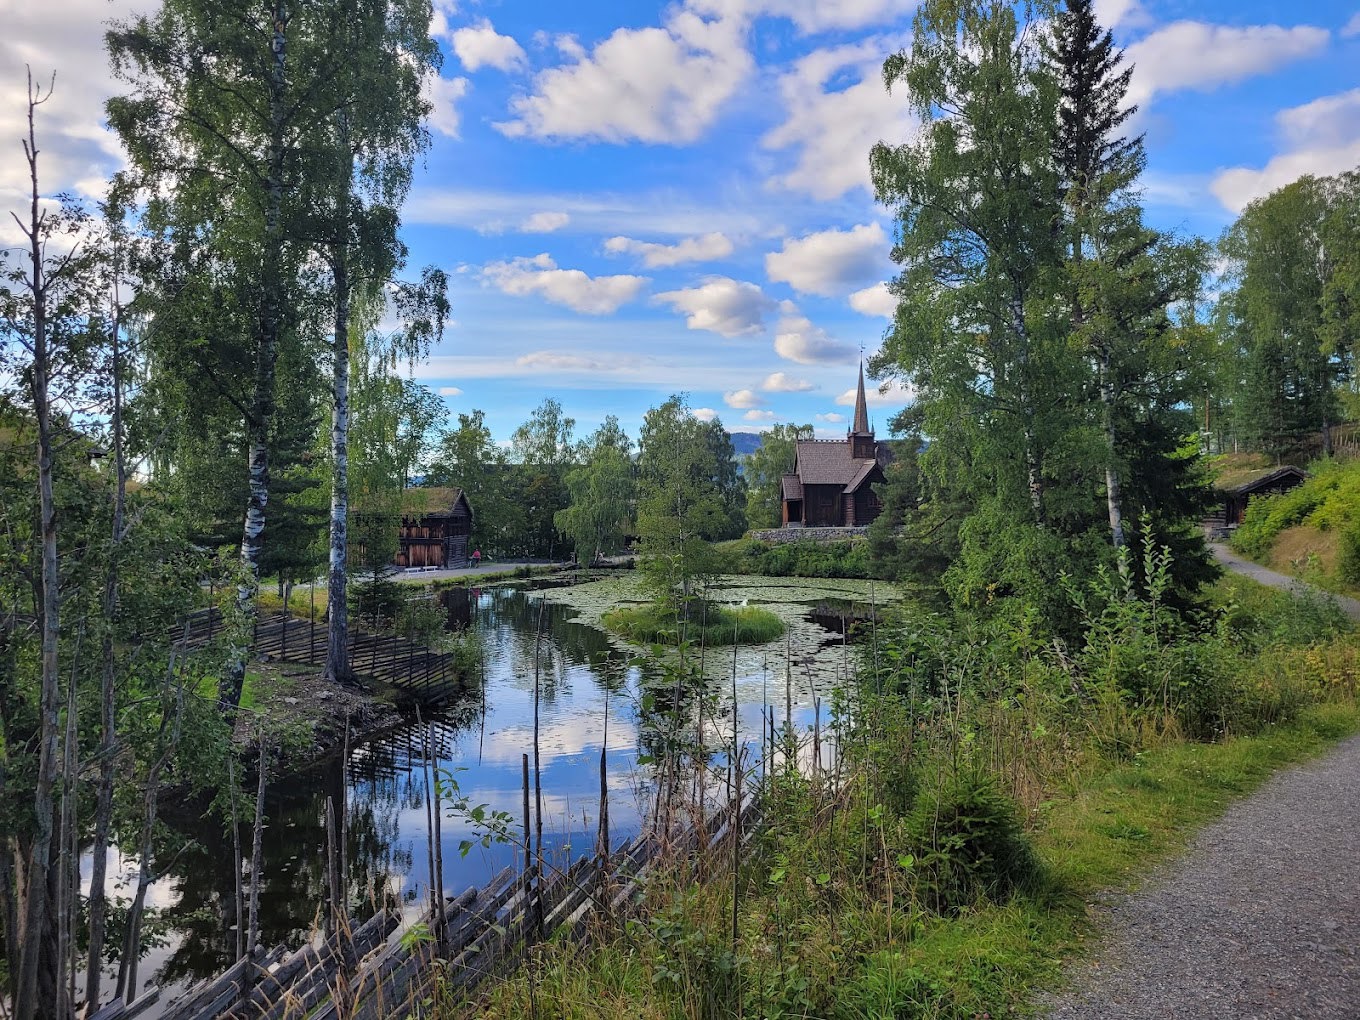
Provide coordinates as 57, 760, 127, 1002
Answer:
452, 554, 1360, 1020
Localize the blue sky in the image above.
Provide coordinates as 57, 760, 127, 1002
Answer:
5, 0, 1359, 444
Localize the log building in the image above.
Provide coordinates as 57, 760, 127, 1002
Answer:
780, 365, 888, 528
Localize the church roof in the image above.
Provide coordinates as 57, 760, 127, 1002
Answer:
794, 440, 878, 486
781, 473, 803, 500
852, 361, 870, 434
844, 459, 881, 494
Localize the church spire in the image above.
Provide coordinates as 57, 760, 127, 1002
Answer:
852, 360, 870, 435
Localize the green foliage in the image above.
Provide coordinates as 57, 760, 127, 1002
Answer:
602, 602, 784, 647
742, 423, 812, 530
1229, 459, 1360, 572
635, 396, 738, 609
555, 416, 636, 561
904, 772, 1041, 915
714, 538, 874, 579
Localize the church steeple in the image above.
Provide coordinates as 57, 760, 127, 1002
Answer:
852, 360, 871, 435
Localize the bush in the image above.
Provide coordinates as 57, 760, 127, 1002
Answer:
905, 771, 1041, 914
714, 537, 875, 578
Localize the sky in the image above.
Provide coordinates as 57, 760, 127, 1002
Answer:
3, 0, 1359, 444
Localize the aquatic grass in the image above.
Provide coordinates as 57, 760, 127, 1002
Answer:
603, 603, 786, 646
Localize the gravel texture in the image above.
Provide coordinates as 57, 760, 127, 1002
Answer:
1210, 543, 1360, 621
1041, 733, 1360, 1019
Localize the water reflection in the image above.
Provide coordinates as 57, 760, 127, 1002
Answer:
112, 578, 875, 1011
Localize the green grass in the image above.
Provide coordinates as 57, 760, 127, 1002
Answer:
714, 537, 876, 579
602, 602, 786, 646
465, 702, 1359, 1020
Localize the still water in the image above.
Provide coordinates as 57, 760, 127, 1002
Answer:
102, 576, 888, 1008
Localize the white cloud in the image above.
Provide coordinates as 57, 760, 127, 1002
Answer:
1343, 13, 1360, 38
836, 378, 913, 406
654, 277, 773, 336
452, 19, 528, 71
1212, 89, 1360, 213
762, 38, 914, 199
693, 0, 914, 34
816, 412, 846, 424
424, 73, 470, 138
516, 350, 641, 373
1093, 0, 1146, 30
438, 386, 464, 397
604, 232, 735, 267
849, 282, 896, 319
773, 304, 857, 365
692, 407, 720, 422
761, 372, 814, 392
744, 409, 777, 422
520, 211, 571, 233
0, 0, 144, 212
1125, 22, 1329, 109
481, 254, 648, 314
766, 223, 889, 297
496, 7, 752, 143
724, 388, 765, 408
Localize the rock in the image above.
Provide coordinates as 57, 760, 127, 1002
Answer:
319, 690, 334, 700
283, 697, 299, 706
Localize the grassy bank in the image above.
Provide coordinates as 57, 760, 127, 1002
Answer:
1230, 457, 1360, 594
603, 601, 786, 646
447, 567, 1360, 1020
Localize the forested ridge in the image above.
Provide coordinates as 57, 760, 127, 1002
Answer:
1, 0, 1358, 1018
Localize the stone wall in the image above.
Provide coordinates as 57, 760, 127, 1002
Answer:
748, 527, 870, 544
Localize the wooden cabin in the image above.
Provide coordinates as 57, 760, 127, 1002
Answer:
394, 487, 473, 568
780, 365, 888, 528
1209, 465, 1307, 533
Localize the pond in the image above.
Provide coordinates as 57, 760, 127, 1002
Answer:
98, 572, 898, 1011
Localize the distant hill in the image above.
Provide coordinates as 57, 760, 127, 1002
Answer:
728, 431, 764, 456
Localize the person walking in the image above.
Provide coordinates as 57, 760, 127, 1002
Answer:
471, 548, 482, 568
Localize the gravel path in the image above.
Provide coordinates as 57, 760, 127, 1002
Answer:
1210, 542, 1360, 620
1041, 733, 1360, 1019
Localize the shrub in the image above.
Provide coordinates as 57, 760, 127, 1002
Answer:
905, 770, 1040, 914
714, 537, 875, 578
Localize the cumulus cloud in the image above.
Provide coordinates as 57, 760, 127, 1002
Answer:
762, 372, 814, 392
816, 412, 846, 424
744, 409, 777, 422
520, 211, 571, 233
773, 304, 857, 365
452, 19, 528, 71
836, 378, 914, 407
1345, 13, 1360, 38
438, 386, 464, 397
496, 7, 752, 143
724, 388, 765, 408
766, 223, 889, 297
1092, 0, 1147, 30
1212, 89, 1360, 213
849, 282, 896, 319
424, 72, 470, 138
762, 38, 914, 199
604, 232, 734, 267
1125, 22, 1329, 110
692, 407, 720, 422
481, 254, 648, 314
654, 277, 773, 336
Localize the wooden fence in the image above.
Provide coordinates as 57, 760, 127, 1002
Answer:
141, 789, 762, 1020
180, 607, 465, 700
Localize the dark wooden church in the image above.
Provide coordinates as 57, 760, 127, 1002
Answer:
780, 366, 888, 528
395, 487, 472, 568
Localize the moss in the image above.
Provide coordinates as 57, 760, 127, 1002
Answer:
602, 602, 785, 646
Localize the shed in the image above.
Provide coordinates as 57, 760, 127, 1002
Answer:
1213, 465, 1307, 529
394, 486, 473, 568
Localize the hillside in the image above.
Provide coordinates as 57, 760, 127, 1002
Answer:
1228, 457, 1360, 593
